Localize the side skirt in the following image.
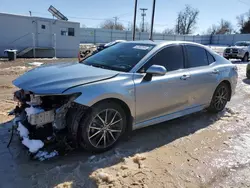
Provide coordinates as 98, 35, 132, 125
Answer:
132, 104, 208, 130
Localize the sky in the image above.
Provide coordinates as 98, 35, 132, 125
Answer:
1, 0, 250, 34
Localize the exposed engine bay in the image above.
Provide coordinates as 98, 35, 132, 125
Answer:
9, 89, 86, 160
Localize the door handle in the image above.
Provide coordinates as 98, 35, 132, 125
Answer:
180, 74, 190, 80
212, 69, 220, 74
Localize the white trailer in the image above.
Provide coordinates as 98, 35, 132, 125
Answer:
0, 12, 80, 58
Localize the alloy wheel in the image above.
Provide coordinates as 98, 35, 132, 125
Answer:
87, 109, 123, 148
214, 86, 228, 111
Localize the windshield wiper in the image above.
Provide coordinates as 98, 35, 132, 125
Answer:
88, 63, 118, 71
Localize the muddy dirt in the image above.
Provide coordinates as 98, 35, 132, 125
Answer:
0, 58, 250, 188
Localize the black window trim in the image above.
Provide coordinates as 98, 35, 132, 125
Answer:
206, 50, 216, 64
183, 44, 211, 68
136, 44, 186, 73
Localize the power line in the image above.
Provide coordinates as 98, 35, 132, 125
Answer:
113, 16, 118, 29
238, 0, 250, 5
140, 8, 148, 32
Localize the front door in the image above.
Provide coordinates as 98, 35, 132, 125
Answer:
134, 45, 193, 124
36, 20, 52, 47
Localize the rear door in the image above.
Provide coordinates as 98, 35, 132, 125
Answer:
184, 44, 218, 106
134, 45, 193, 124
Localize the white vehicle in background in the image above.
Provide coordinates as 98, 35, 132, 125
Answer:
223, 41, 250, 62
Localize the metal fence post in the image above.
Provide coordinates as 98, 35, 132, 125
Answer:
94, 29, 96, 44
139, 32, 141, 40
125, 31, 128, 40
53, 33, 56, 58
32, 33, 36, 58
111, 30, 113, 42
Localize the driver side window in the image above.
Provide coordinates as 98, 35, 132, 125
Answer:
139, 45, 184, 73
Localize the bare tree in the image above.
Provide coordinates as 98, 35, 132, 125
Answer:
127, 23, 140, 31
206, 24, 218, 35
237, 14, 245, 28
175, 5, 199, 34
217, 19, 233, 34
163, 28, 175, 35
100, 19, 125, 30
206, 19, 233, 35
236, 10, 250, 33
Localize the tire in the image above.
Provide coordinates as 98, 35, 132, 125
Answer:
207, 83, 230, 113
242, 53, 249, 62
247, 71, 250, 79
247, 64, 250, 79
78, 101, 127, 152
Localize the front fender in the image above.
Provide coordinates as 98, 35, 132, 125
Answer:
63, 75, 136, 118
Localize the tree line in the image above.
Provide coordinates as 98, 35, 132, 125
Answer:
98, 5, 250, 35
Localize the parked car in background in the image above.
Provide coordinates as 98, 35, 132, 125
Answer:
12, 41, 238, 153
78, 40, 126, 62
223, 41, 250, 62
93, 40, 126, 54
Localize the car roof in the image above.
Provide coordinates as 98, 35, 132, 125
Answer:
125, 40, 205, 47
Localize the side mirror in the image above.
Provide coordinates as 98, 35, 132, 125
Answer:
146, 65, 167, 76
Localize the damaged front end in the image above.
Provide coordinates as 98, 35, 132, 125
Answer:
10, 90, 85, 160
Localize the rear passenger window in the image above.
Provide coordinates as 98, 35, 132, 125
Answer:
186, 45, 209, 68
206, 51, 215, 64
140, 45, 184, 72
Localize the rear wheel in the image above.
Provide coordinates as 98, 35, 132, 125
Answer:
78, 101, 127, 152
208, 83, 230, 113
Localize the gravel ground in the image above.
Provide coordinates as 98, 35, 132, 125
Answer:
0, 56, 250, 188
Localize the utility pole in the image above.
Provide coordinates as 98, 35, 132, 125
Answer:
140, 8, 148, 32
113, 16, 118, 30
149, 0, 156, 40
132, 0, 138, 41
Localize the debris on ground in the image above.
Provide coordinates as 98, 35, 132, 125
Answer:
34, 150, 59, 161
132, 154, 146, 168
54, 181, 73, 188
90, 170, 115, 184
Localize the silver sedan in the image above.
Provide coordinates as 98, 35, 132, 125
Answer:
12, 41, 238, 153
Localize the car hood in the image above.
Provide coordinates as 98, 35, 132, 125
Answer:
13, 62, 119, 94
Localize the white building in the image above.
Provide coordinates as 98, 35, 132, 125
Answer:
0, 12, 80, 58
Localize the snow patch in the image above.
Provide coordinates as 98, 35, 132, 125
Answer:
28, 62, 44, 66
17, 122, 29, 138
22, 138, 44, 153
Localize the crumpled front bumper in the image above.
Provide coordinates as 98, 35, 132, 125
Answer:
9, 89, 80, 160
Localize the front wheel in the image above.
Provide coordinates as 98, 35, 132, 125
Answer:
78, 101, 127, 152
242, 53, 249, 62
208, 83, 230, 113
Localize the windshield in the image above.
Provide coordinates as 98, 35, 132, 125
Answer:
81, 43, 155, 72
235, 42, 250, 46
